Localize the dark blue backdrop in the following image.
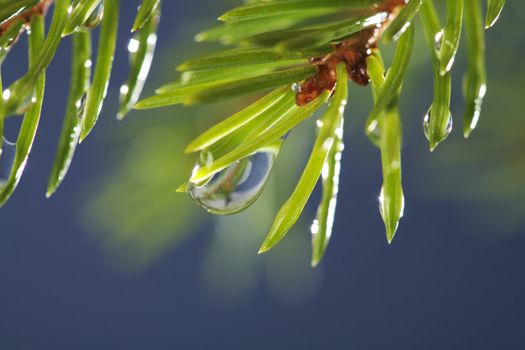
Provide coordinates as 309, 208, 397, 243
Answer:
1, 1, 524, 348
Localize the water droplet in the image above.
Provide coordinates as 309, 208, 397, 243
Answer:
14, 90, 37, 115
378, 186, 405, 220
80, 3, 103, 31
434, 29, 444, 51
84, 59, 93, 69
466, 85, 486, 133
0, 137, 16, 184
422, 113, 430, 139
76, 93, 87, 116
310, 219, 320, 235
188, 149, 278, 215
378, 185, 405, 242
127, 38, 140, 54
423, 106, 453, 145
291, 83, 301, 93
366, 119, 382, 146
0, 22, 23, 62
119, 84, 129, 98
2, 89, 11, 101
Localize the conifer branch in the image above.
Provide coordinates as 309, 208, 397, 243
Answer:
0, 0, 509, 266
0, 0, 53, 34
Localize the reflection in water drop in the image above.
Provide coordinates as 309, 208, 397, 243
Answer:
434, 29, 444, 51
189, 149, 278, 215
80, 3, 104, 31
0, 137, 16, 183
379, 186, 405, 219
2, 89, 10, 101
378, 185, 405, 238
127, 38, 140, 55
423, 106, 453, 144
0, 21, 24, 63
76, 92, 87, 116
466, 83, 486, 134
366, 119, 382, 146
14, 91, 37, 115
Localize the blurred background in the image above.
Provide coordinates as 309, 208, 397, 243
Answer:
0, 0, 524, 348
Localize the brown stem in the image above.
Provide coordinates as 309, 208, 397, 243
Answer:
296, 0, 407, 106
0, 0, 54, 37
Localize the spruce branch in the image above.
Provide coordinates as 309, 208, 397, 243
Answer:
0, 0, 509, 267
0, 0, 162, 203
0, 0, 53, 35
134, 0, 506, 264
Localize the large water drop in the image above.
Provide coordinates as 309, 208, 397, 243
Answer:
188, 149, 278, 215
0, 137, 16, 184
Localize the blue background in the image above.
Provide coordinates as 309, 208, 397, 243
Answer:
1, 1, 525, 348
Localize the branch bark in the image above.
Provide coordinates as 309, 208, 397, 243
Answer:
0, 0, 54, 36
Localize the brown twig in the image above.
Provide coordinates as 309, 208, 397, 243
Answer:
0, 0, 54, 37
296, 0, 407, 106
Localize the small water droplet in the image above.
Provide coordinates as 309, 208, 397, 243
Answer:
127, 38, 140, 54
14, 90, 37, 115
188, 149, 278, 215
80, 3, 104, 31
84, 59, 93, 69
76, 93, 88, 116
291, 83, 301, 93
311, 219, 320, 235
422, 113, 430, 138
423, 106, 453, 144
119, 84, 129, 98
379, 187, 385, 217
366, 119, 382, 146
2, 89, 11, 101
379, 186, 405, 221
0, 137, 16, 184
434, 29, 444, 51
378, 186, 405, 221
0, 24, 23, 62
